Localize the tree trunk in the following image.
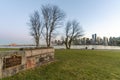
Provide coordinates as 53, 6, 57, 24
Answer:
65, 37, 69, 49
67, 39, 72, 49
47, 33, 51, 47
35, 36, 39, 47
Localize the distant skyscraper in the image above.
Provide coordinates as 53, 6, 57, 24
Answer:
103, 37, 108, 46
92, 34, 97, 45
109, 37, 113, 45
95, 34, 97, 42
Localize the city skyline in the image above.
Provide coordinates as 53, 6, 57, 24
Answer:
53, 33, 120, 46
1, 0, 120, 44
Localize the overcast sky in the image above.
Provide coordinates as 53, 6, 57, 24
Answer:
0, 0, 120, 44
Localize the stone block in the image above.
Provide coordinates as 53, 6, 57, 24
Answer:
0, 48, 54, 78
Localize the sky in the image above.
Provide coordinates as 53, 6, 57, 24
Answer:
0, 0, 120, 45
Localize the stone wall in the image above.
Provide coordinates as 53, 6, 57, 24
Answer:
25, 48, 54, 69
0, 48, 54, 78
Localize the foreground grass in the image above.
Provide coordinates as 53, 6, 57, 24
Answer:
2, 49, 120, 80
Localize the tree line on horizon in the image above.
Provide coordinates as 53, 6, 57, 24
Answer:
28, 4, 84, 49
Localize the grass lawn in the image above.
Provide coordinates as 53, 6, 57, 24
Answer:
2, 49, 120, 80
0, 48, 18, 51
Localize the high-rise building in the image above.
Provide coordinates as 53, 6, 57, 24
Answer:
92, 34, 97, 44
103, 37, 108, 46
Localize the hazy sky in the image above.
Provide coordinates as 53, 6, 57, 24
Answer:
0, 0, 120, 44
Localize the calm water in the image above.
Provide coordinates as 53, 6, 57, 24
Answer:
54, 45, 120, 50
0, 45, 120, 49
0, 45, 35, 48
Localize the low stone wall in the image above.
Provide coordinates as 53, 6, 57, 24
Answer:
25, 48, 54, 69
0, 48, 54, 78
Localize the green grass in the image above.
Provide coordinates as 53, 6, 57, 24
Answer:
0, 48, 18, 51
2, 49, 120, 80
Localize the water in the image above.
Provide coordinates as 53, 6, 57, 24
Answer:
0, 45, 120, 49
54, 45, 120, 50
0, 45, 35, 48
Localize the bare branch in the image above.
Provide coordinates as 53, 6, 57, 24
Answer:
28, 11, 43, 47
42, 4, 65, 47
64, 20, 84, 49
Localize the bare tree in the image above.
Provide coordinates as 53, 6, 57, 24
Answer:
65, 20, 84, 49
41, 4, 65, 47
29, 11, 43, 47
